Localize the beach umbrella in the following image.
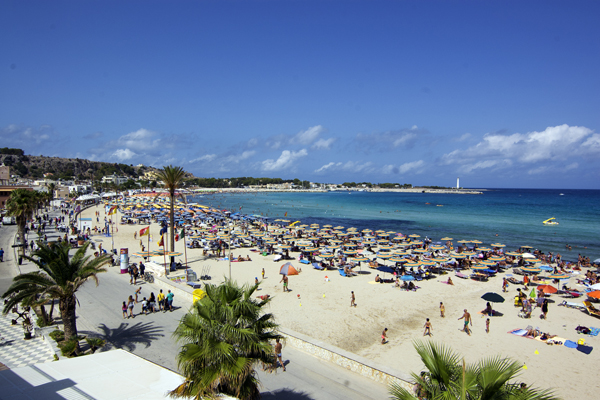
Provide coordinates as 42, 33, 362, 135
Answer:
159, 251, 183, 257
352, 256, 369, 263
441, 237, 453, 241
389, 256, 407, 263
319, 253, 335, 259
587, 291, 600, 299
539, 265, 553, 271
131, 251, 161, 258
379, 245, 394, 251
431, 257, 447, 263
478, 260, 496, 266
334, 226, 345, 230
477, 247, 492, 252
404, 262, 421, 268
279, 262, 299, 276
488, 256, 505, 262
547, 273, 569, 280
409, 234, 421, 238
481, 292, 505, 303
400, 275, 415, 281
491, 243, 505, 247
506, 251, 520, 257
471, 265, 488, 270
344, 249, 358, 255
521, 266, 542, 274
413, 248, 428, 254
430, 245, 445, 251
537, 285, 558, 294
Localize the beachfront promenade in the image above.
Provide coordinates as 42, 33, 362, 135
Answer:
0, 208, 391, 400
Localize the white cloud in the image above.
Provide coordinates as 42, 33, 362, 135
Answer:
440, 125, 598, 174
314, 162, 341, 173
312, 138, 336, 150
261, 149, 308, 171
112, 148, 136, 161
355, 127, 427, 153
398, 160, 425, 174
382, 160, 425, 175
454, 133, 471, 142
565, 162, 578, 171
117, 128, 161, 152
190, 154, 216, 163
291, 125, 324, 145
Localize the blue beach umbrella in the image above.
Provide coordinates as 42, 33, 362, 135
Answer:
400, 275, 415, 281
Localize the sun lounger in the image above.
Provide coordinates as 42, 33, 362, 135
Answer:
583, 301, 600, 318
558, 300, 586, 310
455, 272, 468, 279
312, 262, 324, 271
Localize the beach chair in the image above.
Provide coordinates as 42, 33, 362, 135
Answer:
339, 268, 348, 277
583, 301, 600, 318
312, 262, 324, 271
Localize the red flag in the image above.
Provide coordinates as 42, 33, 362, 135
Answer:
175, 232, 179, 242
158, 235, 164, 247
139, 227, 149, 237
284, 212, 288, 217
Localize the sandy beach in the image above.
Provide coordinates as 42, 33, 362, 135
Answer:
81, 201, 597, 399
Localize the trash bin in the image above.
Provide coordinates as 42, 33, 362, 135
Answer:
193, 289, 206, 303
18, 257, 23, 265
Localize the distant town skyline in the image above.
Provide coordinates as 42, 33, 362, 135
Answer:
1, 1, 599, 189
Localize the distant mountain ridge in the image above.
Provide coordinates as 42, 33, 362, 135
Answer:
0, 151, 173, 181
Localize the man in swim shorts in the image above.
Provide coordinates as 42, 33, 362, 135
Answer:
458, 309, 472, 336
274, 338, 285, 371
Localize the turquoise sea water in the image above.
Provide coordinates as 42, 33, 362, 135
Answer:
189, 189, 600, 262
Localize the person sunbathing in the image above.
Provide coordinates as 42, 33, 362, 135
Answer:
237, 255, 244, 262
245, 255, 252, 261
407, 281, 416, 291
447, 277, 454, 285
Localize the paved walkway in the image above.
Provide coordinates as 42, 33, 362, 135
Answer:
0, 313, 55, 369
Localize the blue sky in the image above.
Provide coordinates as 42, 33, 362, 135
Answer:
1, 1, 599, 189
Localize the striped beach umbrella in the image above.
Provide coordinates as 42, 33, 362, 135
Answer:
547, 273, 570, 280
441, 237, 453, 241
404, 262, 421, 268
521, 266, 542, 274
471, 265, 488, 270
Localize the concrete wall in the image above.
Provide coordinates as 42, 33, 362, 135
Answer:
279, 327, 413, 391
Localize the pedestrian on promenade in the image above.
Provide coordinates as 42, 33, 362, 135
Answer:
166, 290, 174, 312
274, 338, 285, 371
440, 302, 445, 318
157, 289, 165, 311
148, 292, 156, 313
0, 248, 3, 262
122, 301, 127, 319
459, 309, 472, 336
127, 295, 135, 318
423, 318, 432, 336
141, 297, 148, 315
134, 287, 142, 303
381, 328, 388, 344
350, 291, 356, 307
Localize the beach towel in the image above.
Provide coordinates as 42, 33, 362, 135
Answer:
509, 329, 528, 336
339, 269, 348, 277
300, 259, 309, 264
564, 340, 578, 348
455, 272, 468, 279
577, 344, 593, 355
312, 263, 324, 271
590, 327, 600, 337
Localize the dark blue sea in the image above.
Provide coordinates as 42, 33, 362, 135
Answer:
188, 189, 600, 262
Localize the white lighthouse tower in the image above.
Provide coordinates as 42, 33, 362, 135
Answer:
456, 177, 460, 189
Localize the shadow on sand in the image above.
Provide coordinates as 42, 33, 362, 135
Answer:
81, 321, 164, 352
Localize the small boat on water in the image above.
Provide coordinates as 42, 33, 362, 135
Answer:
543, 217, 559, 225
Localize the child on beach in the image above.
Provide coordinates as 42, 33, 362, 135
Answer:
423, 318, 432, 336
351, 291, 356, 307
486, 318, 490, 333
262, 268, 265, 279
440, 302, 445, 318
381, 328, 388, 344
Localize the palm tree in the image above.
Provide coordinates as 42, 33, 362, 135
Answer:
170, 280, 281, 400
155, 165, 186, 268
2, 242, 111, 343
6, 189, 37, 256
389, 341, 560, 400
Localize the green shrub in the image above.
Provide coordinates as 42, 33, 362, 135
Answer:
36, 317, 53, 328
58, 339, 78, 357
85, 337, 106, 353
48, 329, 64, 342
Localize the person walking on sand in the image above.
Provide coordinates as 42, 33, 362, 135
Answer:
502, 277, 509, 292
440, 302, 445, 318
541, 299, 549, 319
459, 309, 472, 335
423, 318, 433, 336
262, 268, 265, 279
274, 338, 285, 371
381, 328, 388, 344
350, 291, 356, 307
486, 318, 490, 333
280, 275, 289, 292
